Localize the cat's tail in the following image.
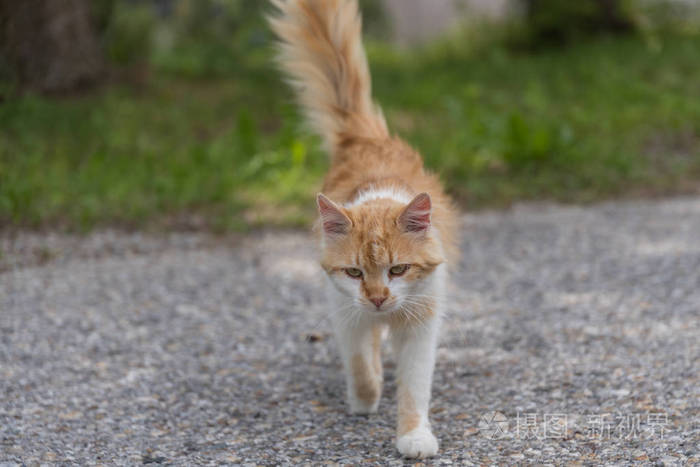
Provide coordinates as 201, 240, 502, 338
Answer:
268, 0, 388, 155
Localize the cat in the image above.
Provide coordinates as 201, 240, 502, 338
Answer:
268, 0, 458, 458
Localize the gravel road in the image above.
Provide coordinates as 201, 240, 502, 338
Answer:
1, 198, 698, 465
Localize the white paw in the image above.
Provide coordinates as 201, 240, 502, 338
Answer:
348, 397, 379, 414
396, 427, 439, 458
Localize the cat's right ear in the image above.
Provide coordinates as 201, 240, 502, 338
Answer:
317, 193, 351, 236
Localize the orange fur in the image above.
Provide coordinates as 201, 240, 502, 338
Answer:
321, 137, 458, 262
351, 353, 380, 405
270, 0, 457, 314
270, 2, 454, 457
371, 325, 383, 375
319, 195, 447, 313
268, 0, 388, 153
397, 386, 421, 437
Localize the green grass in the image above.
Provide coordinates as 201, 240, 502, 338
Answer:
1, 33, 699, 231
372, 34, 700, 205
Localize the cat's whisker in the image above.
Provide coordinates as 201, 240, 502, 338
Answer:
340, 307, 361, 329
404, 293, 449, 305
402, 296, 435, 305
347, 299, 366, 329
310, 300, 357, 330
308, 314, 330, 334
329, 300, 362, 330
400, 303, 431, 335
401, 298, 438, 312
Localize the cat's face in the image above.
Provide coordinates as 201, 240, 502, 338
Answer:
318, 193, 444, 314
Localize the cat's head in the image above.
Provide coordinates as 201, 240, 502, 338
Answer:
317, 192, 444, 314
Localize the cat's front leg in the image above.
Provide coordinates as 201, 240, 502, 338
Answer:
332, 315, 383, 414
392, 314, 440, 458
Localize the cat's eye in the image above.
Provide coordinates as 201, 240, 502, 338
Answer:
345, 268, 363, 278
389, 264, 410, 276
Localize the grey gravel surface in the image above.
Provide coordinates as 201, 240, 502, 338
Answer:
1, 198, 699, 465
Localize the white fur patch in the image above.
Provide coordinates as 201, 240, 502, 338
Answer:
396, 427, 439, 458
345, 187, 412, 207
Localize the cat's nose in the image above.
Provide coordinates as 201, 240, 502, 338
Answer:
370, 297, 386, 309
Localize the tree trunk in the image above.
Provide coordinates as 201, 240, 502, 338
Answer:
0, 0, 104, 93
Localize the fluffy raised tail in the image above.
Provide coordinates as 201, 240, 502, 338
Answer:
268, 0, 388, 155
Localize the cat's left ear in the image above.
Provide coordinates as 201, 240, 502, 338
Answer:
398, 192, 431, 233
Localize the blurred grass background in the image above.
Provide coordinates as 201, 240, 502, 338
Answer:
1, 0, 699, 231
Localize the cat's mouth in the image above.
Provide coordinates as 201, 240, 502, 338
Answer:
362, 298, 399, 313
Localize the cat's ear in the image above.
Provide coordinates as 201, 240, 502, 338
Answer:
317, 193, 351, 236
398, 192, 431, 233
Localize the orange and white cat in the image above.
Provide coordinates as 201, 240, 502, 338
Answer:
269, 0, 457, 458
